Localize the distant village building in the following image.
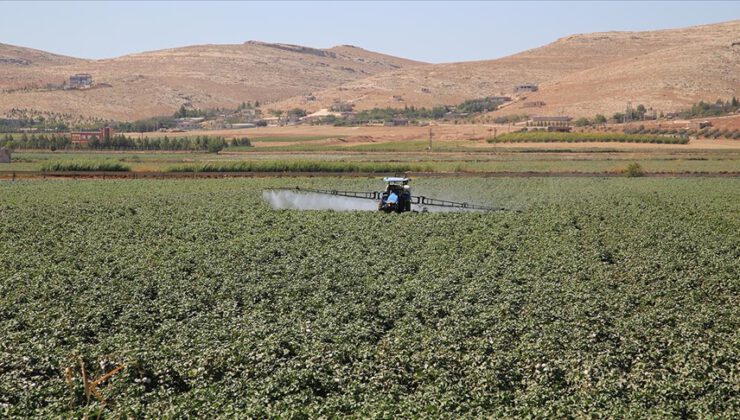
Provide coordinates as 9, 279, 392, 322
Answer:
286, 114, 302, 125
523, 101, 546, 108
68, 73, 92, 89
300, 108, 354, 123
531, 115, 572, 124
0, 147, 10, 163
175, 117, 204, 131
384, 118, 409, 127
229, 123, 256, 129
545, 126, 572, 132
330, 101, 354, 113
528, 116, 573, 132
514, 84, 538, 94
443, 111, 469, 121
262, 117, 281, 126
70, 127, 113, 145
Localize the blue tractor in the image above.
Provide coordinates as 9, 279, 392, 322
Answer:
378, 177, 413, 213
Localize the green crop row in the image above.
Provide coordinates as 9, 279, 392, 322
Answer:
489, 131, 689, 144
0, 178, 738, 417
166, 160, 430, 173
40, 160, 131, 172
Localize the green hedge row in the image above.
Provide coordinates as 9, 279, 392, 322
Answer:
489, 132, 688, 144
167, 160, 428, 173
40, 160, 131, 172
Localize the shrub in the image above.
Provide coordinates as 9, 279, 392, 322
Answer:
624, 162, 645, 177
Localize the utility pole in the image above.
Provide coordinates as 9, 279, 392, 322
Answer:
428, 126, 433, 152
491, 128, 497, 155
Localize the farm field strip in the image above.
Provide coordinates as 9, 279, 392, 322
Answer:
0, 177, 738, 417
4, 150, 740, 174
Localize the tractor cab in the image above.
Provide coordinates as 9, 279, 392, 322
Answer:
379, 177, 412, 213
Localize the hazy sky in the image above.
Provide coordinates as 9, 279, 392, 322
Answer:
1, 1, 738, 63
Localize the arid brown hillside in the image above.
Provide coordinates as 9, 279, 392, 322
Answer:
496, 23, 740, 118
0, 42, 423, 120
2, 20, 738, 121
273, 20, 740, 117
0, 43, 87, 91
0, 43, 83, 66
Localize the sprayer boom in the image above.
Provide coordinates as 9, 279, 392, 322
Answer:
270, 184, 503, 212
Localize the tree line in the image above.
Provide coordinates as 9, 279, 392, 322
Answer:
679, 97, 739, 119
0, 133, 251, 152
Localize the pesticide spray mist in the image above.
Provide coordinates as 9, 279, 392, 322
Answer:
262, 190, 378, 211
262, 190, 485, 212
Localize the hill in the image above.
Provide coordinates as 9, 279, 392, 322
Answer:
0, 42, 423, 120
1, 20, 738, 122
273, 20, 740, 117
0, 42, 83, 67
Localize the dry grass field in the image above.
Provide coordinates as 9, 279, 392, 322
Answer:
127, 119, 740, 152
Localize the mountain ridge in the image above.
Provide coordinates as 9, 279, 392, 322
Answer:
270, 19, 739, 118
0, 19, 738, 120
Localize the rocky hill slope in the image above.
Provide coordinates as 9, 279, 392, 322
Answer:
273, 20, 740, 118
0, 42, 423, 120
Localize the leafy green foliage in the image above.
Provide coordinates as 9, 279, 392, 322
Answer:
347, 106, 448, 125
40, 160, 131, 171
612, 104, 651, 123
114, 116, 177, 133
574, 117, 592, 127
166, 160, 428, 173
492, 114, 529, 124
0, 178, 738, 416
623, 162, 644, 177
174, 105, 207, 119
1, 133, 71, 150
679, 98, 739, 119
2, 134, 243, 152
456, 97, 506, 113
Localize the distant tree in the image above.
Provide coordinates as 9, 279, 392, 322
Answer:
636, 104, 647, 119
574, 117, 592, 127
430, 106, 448, 119
207, 136, 226, 153
287, 108, 307, 118
594, 114, 607, 124
175, 105, 187, 118
232, 137, 251, 147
